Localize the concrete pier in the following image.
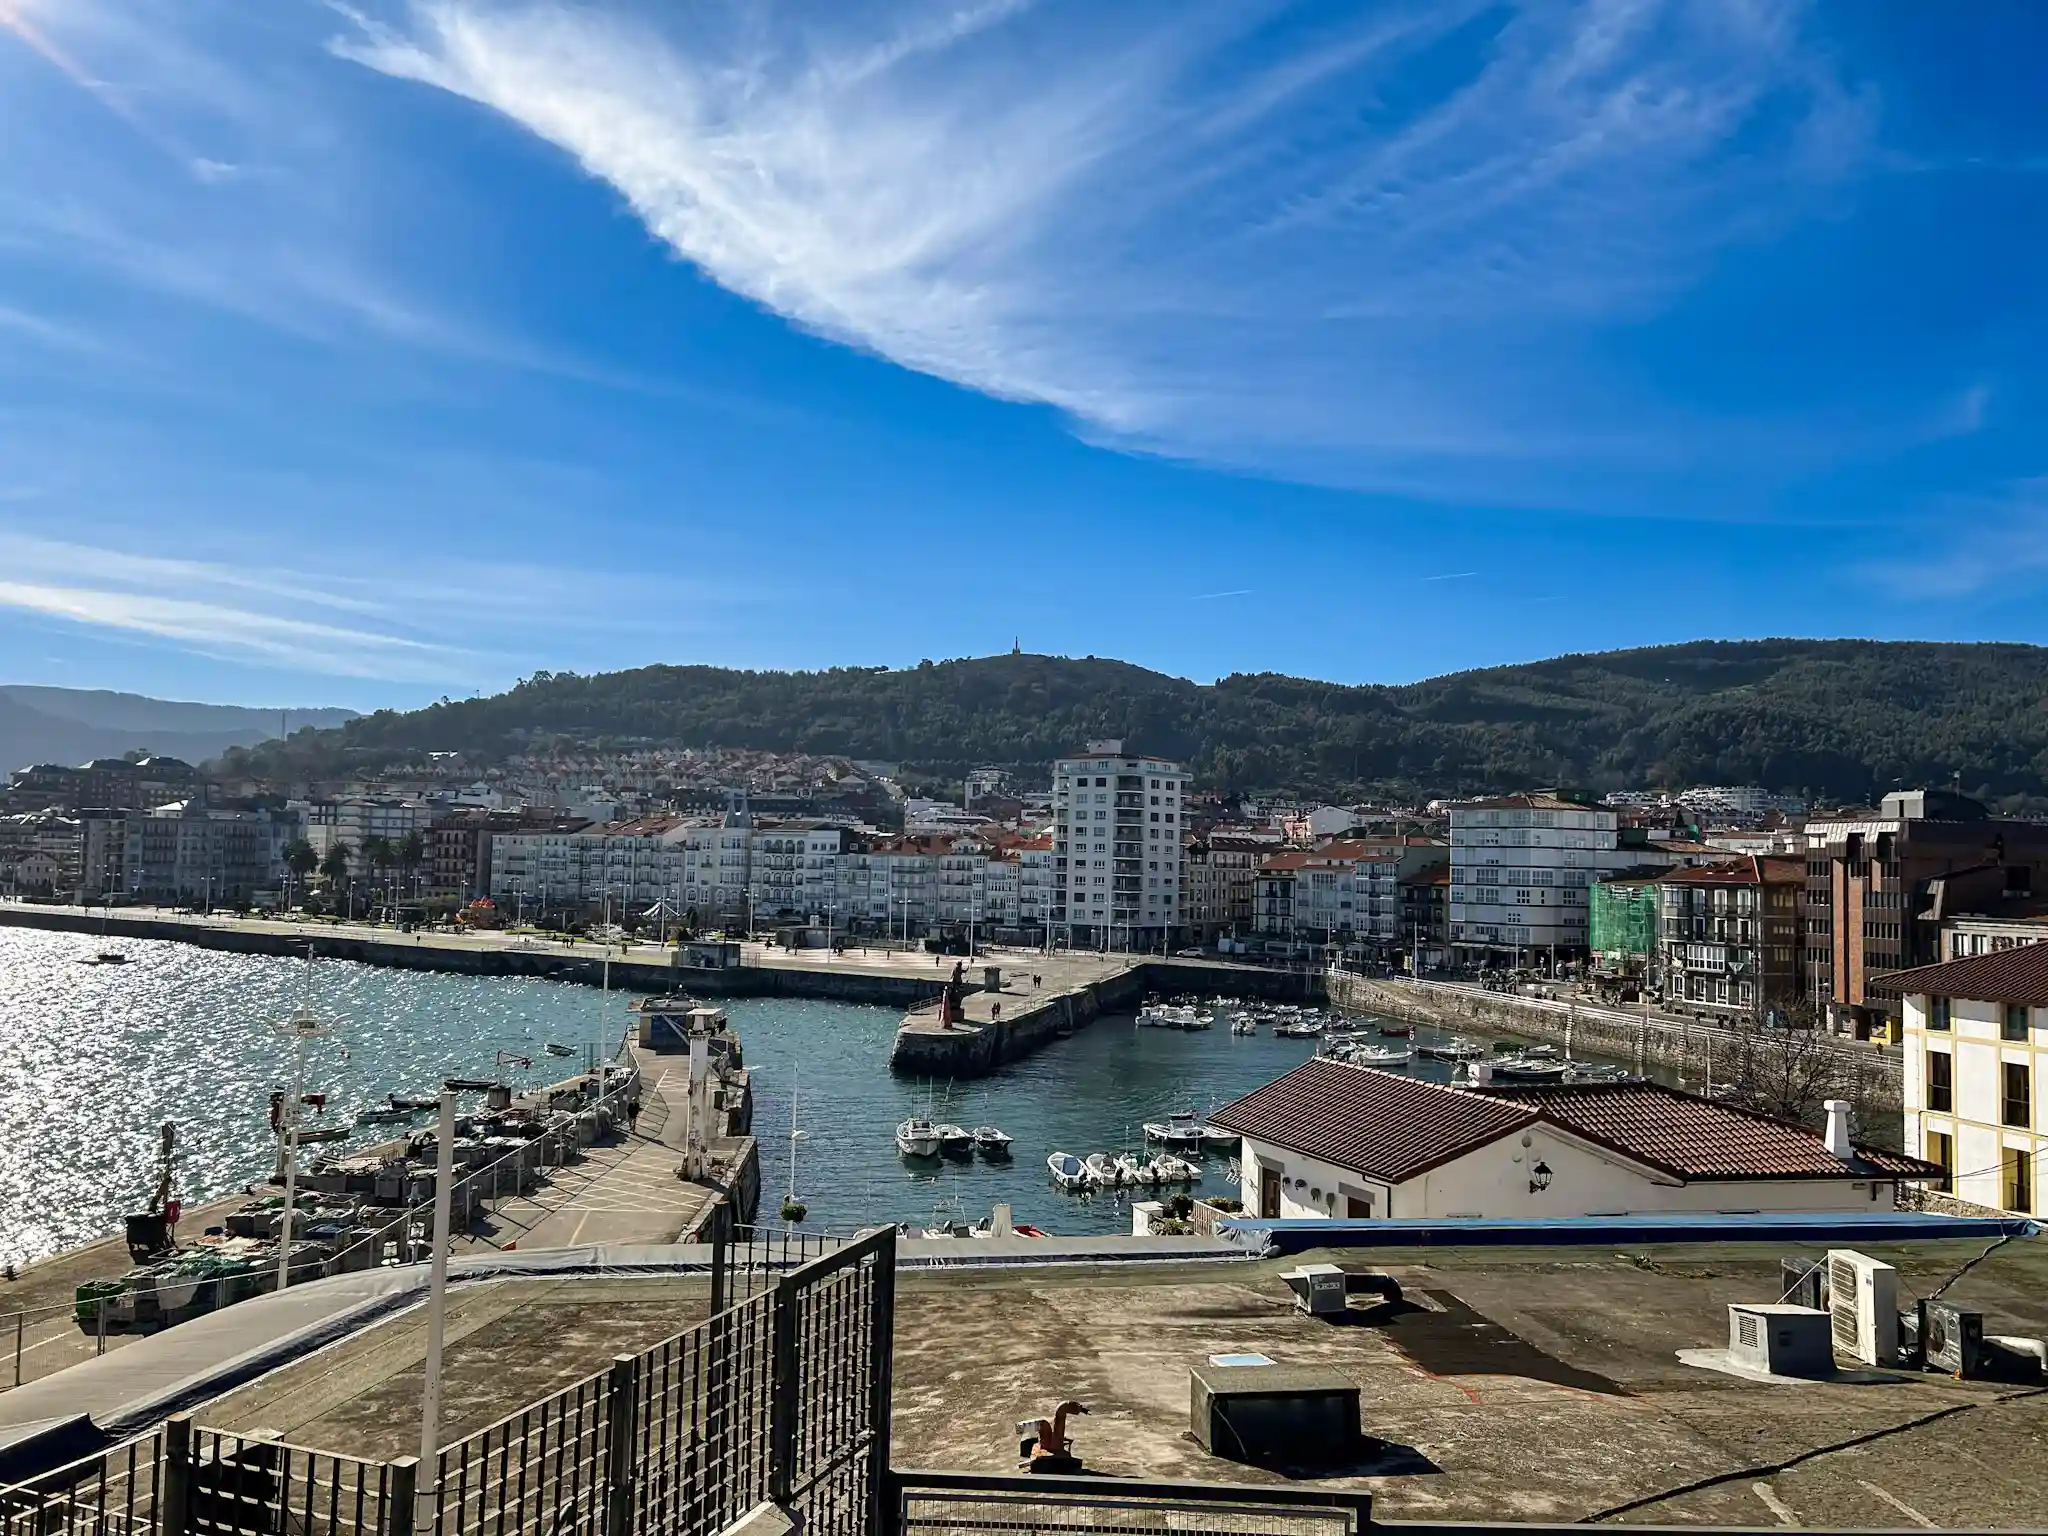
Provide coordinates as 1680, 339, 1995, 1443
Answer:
887, 957, 1328, 1078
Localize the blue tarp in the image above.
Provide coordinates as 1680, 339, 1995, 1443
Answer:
1218, 1210, 2042, 1255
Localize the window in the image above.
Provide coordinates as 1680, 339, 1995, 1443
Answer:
2004, 1061, 2032, 1129
2006, 1004, 2031, 1042
2005, 1147, 2033, 1214
1927, 1050, 1952, 1113
1925, 1129, 1953, 1192
1929, 996, 1951, 1032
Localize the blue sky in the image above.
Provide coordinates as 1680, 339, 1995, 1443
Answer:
1, 0, 2044, 711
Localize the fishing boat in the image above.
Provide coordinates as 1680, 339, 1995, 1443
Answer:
544, 1042, 577, 1058
1377, 1019, 1413, 1037
388, 1093, 439, 1111
1488, 1054, 1570, 1083
1229, 1014, 1258, 1036
972, 1125, 1013, 1156
1417, 1036, 1486, 1062
1142, 1110, 1208, 1151
1346, 1042, 1412, 1067
896, 1117, 942, 1158
353, 1104, 417, 1127
936, 1123, 975, 1157
293, 1125, 351, 1144
1271, 1019, 1323, 1038
1084, 1152, 1122, 1188
1047, 1152, 1089, 1191
1201, 1123, 1241, 1150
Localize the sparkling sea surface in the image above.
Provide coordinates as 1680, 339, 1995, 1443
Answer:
0, 926, 1632, 1262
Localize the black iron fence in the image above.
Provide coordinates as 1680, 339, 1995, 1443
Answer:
0, 1421, 404, 1536
423, 1225, 894, 1536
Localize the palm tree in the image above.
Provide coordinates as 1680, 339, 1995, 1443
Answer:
320, 840, 353, 889
284, 838, 318, 909
398, 830, 427, 906
361, 836, 395, 918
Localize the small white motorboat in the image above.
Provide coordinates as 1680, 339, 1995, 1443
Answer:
1229, 1014, 1258, 1036
1084, 1152, 1122, 1188
1483, 1054, 1570, 1083
1149, 1154, 1200, 1183
1047, 1152, 1089, 1191
896, 1117, 942, 1158
1142, 1110, 1209, 1151
1113, 1152, 1157, 1187
353, 1105, 416, 1127
973, 1125, 1013, 1156
1271, 1019, 1324, 1038
1417, 1036, 1486, 1062
936, 1123, 975, 1157
1347, 1043, 1413, 1067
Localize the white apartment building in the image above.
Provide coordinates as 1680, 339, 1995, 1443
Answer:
300, 797, 436, 870
1448, 794, 1651, 961
1892, 947, 2048, 1215
1051, 741, 1187, 948
1942, 913, 2048, 961
1254, 838, 1446, 949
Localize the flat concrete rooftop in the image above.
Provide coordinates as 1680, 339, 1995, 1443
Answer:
188, 1234, 2048, 1528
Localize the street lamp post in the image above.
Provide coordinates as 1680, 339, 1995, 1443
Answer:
271, 948, 334, 1297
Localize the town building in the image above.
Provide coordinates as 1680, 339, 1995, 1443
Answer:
104, 799, 297, 905
1889, 945, 2048, 1214
4, 756, 199, 813
1447, 794, 1662, 966
1653, 856, 1806, 1021
1398, 860, 1450, 969
1804, 789, 2048, 1035
1051, 741, 1186, 949
299, 796, 436, 873
1251, 838, 1445, 953
0, 810, 81, 897
1211, 1057, 1935, 1220
1182, 828, 1279, 942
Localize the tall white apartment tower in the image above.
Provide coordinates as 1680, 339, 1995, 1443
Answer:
1052, 740, 1187, 950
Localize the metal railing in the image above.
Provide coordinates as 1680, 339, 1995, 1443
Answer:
423, 1226, 895, 1536
0, 1421, 402, 1536
890, 1470, 1370, 1536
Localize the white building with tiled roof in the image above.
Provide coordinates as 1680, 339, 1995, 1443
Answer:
1211, 1058, 1934, 1221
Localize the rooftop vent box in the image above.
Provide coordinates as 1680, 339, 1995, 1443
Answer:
1727, 1303, 1833, 1379
1189, 1363, 1360, 1470
1923, 1300, 1985, 1378
1280, 1264, 1348, 1316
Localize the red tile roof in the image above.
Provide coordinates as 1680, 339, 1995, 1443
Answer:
1882, 945, 2048, 1006
1209, 1059, 1536, 1182
1651, 856, 1806, 888
1480, 1082, 1938, 1181
1210, 1060, 1938, 1187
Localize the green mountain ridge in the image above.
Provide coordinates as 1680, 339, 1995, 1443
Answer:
226, 640, 2048, 807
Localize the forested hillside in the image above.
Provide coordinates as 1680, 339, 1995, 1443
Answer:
224, 640, 2048, 807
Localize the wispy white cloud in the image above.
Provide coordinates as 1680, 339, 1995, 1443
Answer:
1861, 480, 2048, 601
1420, 571, 1481, 582
336, 0, 1880, 497
0, 532, 745, 681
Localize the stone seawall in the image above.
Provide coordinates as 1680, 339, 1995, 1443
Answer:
886, 960, 1328, 1078
1331, 973, 1902, 1113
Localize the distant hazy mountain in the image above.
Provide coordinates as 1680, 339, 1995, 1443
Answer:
227, 639, 2048, 809
0, 686, 357, 774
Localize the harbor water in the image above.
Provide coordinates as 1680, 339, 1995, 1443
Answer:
0, 926, 1650, 1264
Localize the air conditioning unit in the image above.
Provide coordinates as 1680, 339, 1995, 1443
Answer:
1827, 1249, 1900, 1366
1728, 1303, 1833, 1378
1922, 1299, 1985, 1378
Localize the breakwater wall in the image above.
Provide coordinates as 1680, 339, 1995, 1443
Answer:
1330, 973, 1902, 1113
886, 960, 1330, 1078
